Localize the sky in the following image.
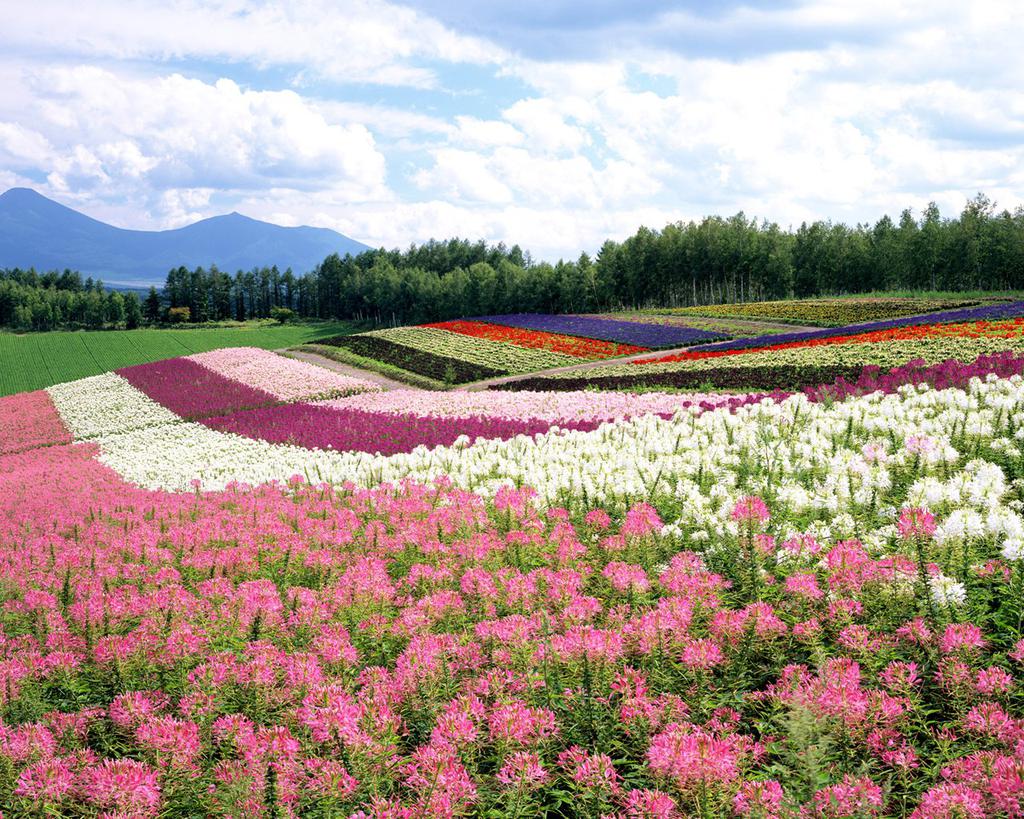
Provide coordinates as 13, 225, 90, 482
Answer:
1, 0, 1022, 260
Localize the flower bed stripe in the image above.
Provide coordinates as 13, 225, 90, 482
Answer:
320, 389, 749, 422
117, 357, 280, 420
47, 373, 181, 439
0, 390, 73, 455
472, 313, 726, 348
673, 297, 983, 325
490, 365, 864, 392
315, 335, 508, 383
188, 347, 381, 400
638, 317, 1024, 365
424, 320, 647, 359
200, 403, 606, 455
364, 326, 581, 373
687, 299, 1024, 353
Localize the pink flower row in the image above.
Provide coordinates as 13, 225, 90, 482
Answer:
189, 347, 381, 401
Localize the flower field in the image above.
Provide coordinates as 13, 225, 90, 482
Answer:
517, 303, 1024, 393
2, 306, 1024, 817
671, 297, 987, 326
312, 313, 721, 384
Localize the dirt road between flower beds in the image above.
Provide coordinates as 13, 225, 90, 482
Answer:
277, 349, 409, 391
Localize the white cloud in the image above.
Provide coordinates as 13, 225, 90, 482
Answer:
3, 0, 504, 88
2, 0, 1024, 260
1, 64, 390, 225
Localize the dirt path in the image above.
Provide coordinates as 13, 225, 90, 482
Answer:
278, 349, 409, 391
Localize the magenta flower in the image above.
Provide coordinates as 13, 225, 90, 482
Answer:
83, 758, 161, 816
496, 751, 549, 790
897, 507, 936, 540
807, 775, 883, 817
732, 496, 770, 526
733, 779, 785, 818
910, 784, 986, 819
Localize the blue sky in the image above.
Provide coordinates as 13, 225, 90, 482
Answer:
1, 0, 1021, 259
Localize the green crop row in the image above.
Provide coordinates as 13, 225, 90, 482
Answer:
365, 327, 581, 374
669, 298, 982, 326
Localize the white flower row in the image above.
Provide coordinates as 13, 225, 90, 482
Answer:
46, 373, 179, 439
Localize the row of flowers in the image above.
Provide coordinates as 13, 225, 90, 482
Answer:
188, 347, 379, 401
472, 312, 726, 348
423, 319, 648, 359
0, 370, 1023, 815
685, 298, 1024, 354
638, 317, 1024, 366
671, 297, 984, 326
556, 336, 1024, 382
366, 326, 583, 373
314, 333, 507, 384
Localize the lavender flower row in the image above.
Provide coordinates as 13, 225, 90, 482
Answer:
200, 403, 610, 456
472, 313, 726, 349
117, 358, 279, 421
688, 299, 1024, 353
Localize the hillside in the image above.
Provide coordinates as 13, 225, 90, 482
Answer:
0, 188, 370, 286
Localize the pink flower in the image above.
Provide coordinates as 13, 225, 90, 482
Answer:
558, 746, 621, 794
807, 775, 883, 817
680, 638, 725, 671
585, 509, 612, 529
910, 784, 986, 819
975, 666, 1015, 696
647, 723, 749, 790
897, 507, 936, 540
621, 502, 663, 537
496, 751, 548, 790
878, 661, 921, 693
940, 623, 987, 655
784, 573, 824, 601
732, 496, 770, 526
733, 779, 785, 818
15, 757, 76, 802
83, 758, 161, 817
135, 717, 202, 767
604, 562, 651, 593
622, 788, 680, 818
402, 742, 477, 818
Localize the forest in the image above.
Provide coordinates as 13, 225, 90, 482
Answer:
2, 194, 1022, 331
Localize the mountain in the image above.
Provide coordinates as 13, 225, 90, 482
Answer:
0, 188, 371, 286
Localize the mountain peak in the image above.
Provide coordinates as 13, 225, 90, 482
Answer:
0, 188, 371, 286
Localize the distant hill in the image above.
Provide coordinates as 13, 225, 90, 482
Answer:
0, 188, 371, 286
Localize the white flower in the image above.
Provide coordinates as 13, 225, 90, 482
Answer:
1001, 537, 1024, 562
929, 574, 967, 607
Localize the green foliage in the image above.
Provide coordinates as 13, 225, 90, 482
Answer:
0, 321, 360, 396
269, 306, 297, 324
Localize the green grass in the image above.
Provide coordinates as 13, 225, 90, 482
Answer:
0, 321, 361, 396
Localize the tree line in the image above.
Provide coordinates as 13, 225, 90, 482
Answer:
2, 194, 1023, 332
0, 269, 142, 331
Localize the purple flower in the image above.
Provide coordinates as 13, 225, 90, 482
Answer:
473, 313, 725, 348
117, 358, 278, 420
200, 403, 608, 455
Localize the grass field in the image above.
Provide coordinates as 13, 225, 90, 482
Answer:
0, 321, 359, 396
